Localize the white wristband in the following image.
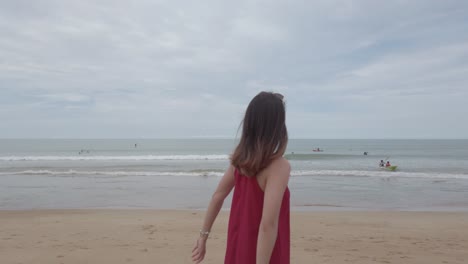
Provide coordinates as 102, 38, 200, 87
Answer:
199, 229, 210, 237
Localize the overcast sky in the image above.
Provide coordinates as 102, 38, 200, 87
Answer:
1, 0, 467, 139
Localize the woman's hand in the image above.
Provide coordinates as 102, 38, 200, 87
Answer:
191, 237, 207, 263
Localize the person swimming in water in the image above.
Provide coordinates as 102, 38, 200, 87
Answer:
386, 161, 391, 167
379, 160, 385, 167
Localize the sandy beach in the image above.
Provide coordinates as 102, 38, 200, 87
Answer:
0, 210, 467, 264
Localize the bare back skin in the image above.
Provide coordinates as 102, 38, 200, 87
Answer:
255, 157, 290, 192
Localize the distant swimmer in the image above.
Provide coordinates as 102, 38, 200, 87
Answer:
379, 160, 385, 167
386, 161, 391, 167
363, 152, 368, 155
135, 143, 137, 148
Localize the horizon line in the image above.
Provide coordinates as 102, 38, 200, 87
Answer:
0, 137, 467, 140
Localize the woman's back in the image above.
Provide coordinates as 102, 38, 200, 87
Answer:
225, 168, 290, 264
192, 92, 290, 264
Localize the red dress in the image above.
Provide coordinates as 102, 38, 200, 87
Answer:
225, 169, 290, 264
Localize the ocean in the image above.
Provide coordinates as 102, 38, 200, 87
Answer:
1, 139, 467, 211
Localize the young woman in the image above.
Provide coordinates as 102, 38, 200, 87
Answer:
192, 91, 290, 264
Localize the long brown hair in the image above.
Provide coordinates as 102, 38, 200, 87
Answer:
231, 91, 288, 177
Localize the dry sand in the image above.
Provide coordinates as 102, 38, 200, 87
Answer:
1, 210, 467, 264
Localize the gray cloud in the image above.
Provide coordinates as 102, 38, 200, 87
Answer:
1, 0, 468, 138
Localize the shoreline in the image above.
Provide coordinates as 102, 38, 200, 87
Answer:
1, 210, 467, 264
3, 173, 468, 211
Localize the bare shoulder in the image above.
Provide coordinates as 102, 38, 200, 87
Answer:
227, 164, 235, 173
265, 157, 291, 177
269, 157, 290, 170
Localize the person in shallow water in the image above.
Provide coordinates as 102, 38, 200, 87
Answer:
191, 91, 290, 264
386, 161, 391, 167
379, 160, 385, 167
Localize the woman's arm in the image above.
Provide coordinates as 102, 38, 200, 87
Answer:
256, 158, 290, 264
192, 165, 236, 263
